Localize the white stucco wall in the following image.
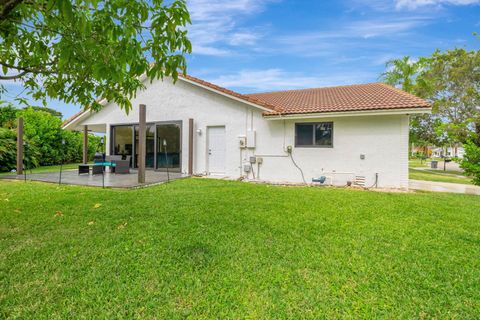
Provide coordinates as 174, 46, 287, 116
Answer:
75, 78, 410, 188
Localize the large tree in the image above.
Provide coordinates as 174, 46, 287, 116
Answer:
0, 0, 191, 112
418, 48, 480, 146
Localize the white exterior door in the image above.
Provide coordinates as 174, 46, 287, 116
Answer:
207, 126, 226, 174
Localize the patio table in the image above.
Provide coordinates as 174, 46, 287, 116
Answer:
78, 162, 116, 175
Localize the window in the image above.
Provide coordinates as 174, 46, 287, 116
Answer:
295, 122, 333, 147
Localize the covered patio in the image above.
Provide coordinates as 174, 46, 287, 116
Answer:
1, 169, 185, 188
10, 104, 190, 188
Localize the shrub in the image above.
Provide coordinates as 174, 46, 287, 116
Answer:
460, 142, 480, 185
0, 104, 18, 129
0, 128, 40, 172
0, 128, 17, 172
0, 106, 103, 172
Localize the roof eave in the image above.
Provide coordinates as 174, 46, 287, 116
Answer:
263, 107, 432, 120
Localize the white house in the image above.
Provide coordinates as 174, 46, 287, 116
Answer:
62, 75, 431, 188
432, 146, 465, 159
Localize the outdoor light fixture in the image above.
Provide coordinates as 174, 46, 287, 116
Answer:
196, 128, 202, 135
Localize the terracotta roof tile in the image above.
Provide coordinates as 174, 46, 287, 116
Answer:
246, 83, 430, 116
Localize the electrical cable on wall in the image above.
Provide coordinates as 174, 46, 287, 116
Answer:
367, 173, 379, 188
289, 151, 307, 185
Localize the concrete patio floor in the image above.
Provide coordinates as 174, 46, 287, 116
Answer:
0, 169, 185, 188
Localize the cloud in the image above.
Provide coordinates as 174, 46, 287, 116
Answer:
349, 18, 430, 38
395, 0, 480, 9
187, 0, 274, 56
266, 16, 432, 59
192, 45, 232, 57
228, 32, 263, 46
206, 69, 376, 92
348, 0, 479, 11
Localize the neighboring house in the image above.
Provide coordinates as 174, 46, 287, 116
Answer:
411, 145, 433, 157
62, 75, 431, 188
432, 146, 465, 159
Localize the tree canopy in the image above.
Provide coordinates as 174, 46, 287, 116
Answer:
420, 49, 480, 146
381, 47, 480, 148
0, 0, 191, 112
381, 56, 425, 94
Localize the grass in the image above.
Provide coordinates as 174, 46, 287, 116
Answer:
1, 179, 480, 318
409, 169, 473, 185
409, 159, 473, 185
0, 163, 81, 176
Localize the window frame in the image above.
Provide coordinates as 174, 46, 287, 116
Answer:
294, 122, 334, 148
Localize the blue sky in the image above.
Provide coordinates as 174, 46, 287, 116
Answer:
2, 0, 479, 119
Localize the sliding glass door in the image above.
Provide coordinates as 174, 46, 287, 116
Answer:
112, 125, 133, 159
134, 125, 155, 168
156, 123, 181, 172
111, 121, 181, 171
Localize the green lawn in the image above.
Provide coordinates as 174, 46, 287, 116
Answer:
1, 179, 479, 318
409, 168, 473, 185
409, 159, 472, 185
0, 163, 81, 176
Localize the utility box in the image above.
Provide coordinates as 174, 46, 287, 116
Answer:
238, 135, 246, 149
246, 130, 256, 148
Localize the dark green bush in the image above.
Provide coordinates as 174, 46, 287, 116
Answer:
0, 128, 40, 172
460, 142, 480, 186
0, 106, 103, 172
0, 128, 16, 172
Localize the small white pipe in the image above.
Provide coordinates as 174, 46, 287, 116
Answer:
254, 154, 289, 158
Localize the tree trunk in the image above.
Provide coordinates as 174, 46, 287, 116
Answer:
0, 0, 24, 20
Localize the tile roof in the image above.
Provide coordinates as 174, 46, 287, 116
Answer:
246, 83, 431, 116
62, 77, 430, 128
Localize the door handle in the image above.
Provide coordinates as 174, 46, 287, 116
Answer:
208, 149, 212, 155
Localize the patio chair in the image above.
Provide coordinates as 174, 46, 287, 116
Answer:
105, 155, 122, 173
106, 155, 122, 162
92, 156, 104, 175
115, 155, 131, 174
92, 164, 104, 175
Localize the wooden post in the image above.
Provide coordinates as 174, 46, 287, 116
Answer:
83, 125, 88, 164
16, 117, 23, 175
138, 104, 146, 183
188, 118, 194, 175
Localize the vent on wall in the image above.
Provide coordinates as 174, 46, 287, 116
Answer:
354, 176, 366, 187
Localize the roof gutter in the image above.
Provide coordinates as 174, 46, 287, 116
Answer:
263, 107, 431, 120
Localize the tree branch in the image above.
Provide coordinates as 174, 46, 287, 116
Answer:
0, 0, 24, 21
0, 70, 27, 80
0, 60, 56, 74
